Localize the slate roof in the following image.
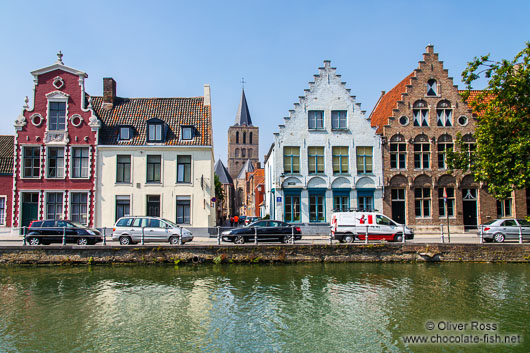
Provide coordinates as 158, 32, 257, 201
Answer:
91, 96, 212, 146
369, 72, 414, 134
0, 135, 14, 174
214, 159, 233, 184
237, 159, 254, 180
234, 89, 253, 126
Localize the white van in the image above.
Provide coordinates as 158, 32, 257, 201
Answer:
330, 211, 414, 243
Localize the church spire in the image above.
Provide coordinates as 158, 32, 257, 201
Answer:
234, 89, 253, 126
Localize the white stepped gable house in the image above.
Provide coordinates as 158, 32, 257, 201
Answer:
93, 78, 215, 228
264, 61, 383, 223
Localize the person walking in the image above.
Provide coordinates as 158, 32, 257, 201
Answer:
234, 215, 239, 227
230, 216, 234, 227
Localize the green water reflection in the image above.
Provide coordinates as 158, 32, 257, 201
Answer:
0, 263, 528, 352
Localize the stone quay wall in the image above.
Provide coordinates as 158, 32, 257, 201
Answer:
0, 244, 530, 265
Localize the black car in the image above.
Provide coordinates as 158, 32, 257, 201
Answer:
221, 220, 302, 244
25, 220, 103, 245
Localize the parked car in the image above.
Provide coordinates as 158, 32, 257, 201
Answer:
244, 216, 260, 226
330, 211, 414, 243
222, 220, 302, 244
112, 216, 193, 245
26, 220, 103, 246
478, 218, 530, 243
237, 215, 247, 225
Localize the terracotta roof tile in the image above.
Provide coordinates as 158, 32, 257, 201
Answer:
91, 96, 212, 146
459, 90, 492, 117
0, 135, 14, 174
370, 72, 414, 133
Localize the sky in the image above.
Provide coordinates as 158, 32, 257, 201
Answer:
1, 0, 528, 165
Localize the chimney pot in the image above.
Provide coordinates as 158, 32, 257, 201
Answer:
103, 77, 116, 108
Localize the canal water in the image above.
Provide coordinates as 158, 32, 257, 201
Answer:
0, 263, 528, 353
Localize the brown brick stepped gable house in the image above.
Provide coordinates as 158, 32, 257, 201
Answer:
370, 45, 528, 232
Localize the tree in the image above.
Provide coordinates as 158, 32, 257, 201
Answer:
448, 42, 530, 199
214, 175, 225, 204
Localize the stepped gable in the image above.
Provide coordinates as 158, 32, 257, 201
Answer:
0, 135, 14, 174
91, 96, 212, 146
237, 159, 254, 180
369, 72, 414, 133
214, 159, 233, 184
234, 89, 252, 126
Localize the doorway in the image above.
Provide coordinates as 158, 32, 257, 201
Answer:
391, 188, 406, 224
462, 188, 477, 230
21, 192, 39, 227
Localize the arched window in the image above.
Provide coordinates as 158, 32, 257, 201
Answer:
243, 132, 247, 144
389, 134, 406, 169
242, 148, 246, 158
250, 132, 253, 144
427, 79, 437, 96
413, 100, 429, 127
414, 134, 430, 169
235, 148, 240, 158
436, 100, 452, 127
236, 131, 239, 144
248, 149, 252, 158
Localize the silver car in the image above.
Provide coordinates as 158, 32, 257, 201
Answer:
478, 219, 530, 243
112, 216, 193, 245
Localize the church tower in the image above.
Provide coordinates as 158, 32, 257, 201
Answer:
227, 89, 259, 180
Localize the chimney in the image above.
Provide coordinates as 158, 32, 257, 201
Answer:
203, 84, 211, 106
426, 44, 434, 54
103, 77, 116, 109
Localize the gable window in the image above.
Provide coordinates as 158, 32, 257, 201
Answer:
308, 147, 325, 174
49, 102, 66, 130
70, 192, 88, 225
177, 155, 191, 183
331, 111, 347, 130
119, 127, 131, 140
23, 146, 40, 178
181, 126, 193, 140
390, 135, 406, 169
356, 146, 373, 174
436, 100, 453, 127
47, 147, 64, 178
415, 188, 431, 217
414, 136, 430, 169
413, 100, 429, 127
147, 123, 163, 142
332, 146, 349, 174
283, 147, 300, 174
147, 155, 161, 183
427, 79, 437, 96
116, 155, 131, 183
46, 192, 63, 220
308, 111, 324, 129
437, 135, 453, 169
72, 147, 89, 178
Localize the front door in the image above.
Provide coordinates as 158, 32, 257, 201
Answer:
462, 189, 478, 230
21, 192, 39, 227
391, 189, 406, 224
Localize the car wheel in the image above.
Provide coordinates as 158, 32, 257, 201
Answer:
483, 238, 493, 243
169, 236, 180, 245
343, 234, 355, 243
77, 237, 89, 246
119, 236, 132, 245
394, 234, 403, 242
234, 235, 245, 244
282, 235, 293, 243
494, 233, 505, 243
28, 237, 40, 246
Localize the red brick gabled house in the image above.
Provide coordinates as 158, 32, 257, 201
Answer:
369, 45, 508, 231
0, 136, 14, 228
13, 53, 101, 228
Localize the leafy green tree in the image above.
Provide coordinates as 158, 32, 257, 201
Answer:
448, 42, 530, 199
214, 174, 225, 203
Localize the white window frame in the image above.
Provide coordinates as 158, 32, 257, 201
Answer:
176, 195, 191, 225
45, 191, 65, 220
0, 195, 6, 225
69, 191, 90, 225
70, 146, 90, 179
45, 91, 69, 132
21, 145, 42, 179
46, 146, 66, 179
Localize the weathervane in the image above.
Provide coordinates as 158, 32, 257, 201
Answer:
241, 77, 246, 90
57, 50, 64, 65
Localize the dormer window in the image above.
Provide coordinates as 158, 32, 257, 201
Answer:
147, 121, 163, 142
119, 126, 132, 140
49, 102, 66, 130
181, 126, 194, 140
427, 79, 437, 96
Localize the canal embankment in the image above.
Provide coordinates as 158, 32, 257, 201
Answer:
1, 243, 530, 264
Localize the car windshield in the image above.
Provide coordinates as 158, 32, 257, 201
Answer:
162, 219, 179, 228
69, 221, 87, 228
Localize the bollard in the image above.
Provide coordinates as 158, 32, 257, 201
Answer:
480, 224, 484, 244
23, 226, 27, 246
291, 226, 295, 245
440, 224, 444, 243
217, 226, 221, 245
254, 227, 258, 245
329, 230, 333, 245
141, 226, 145, 245
62, 227, 66, 246
178, 226, 182, 245
365, 225, 368, 244
402, 224, 406, 243
103, 227, 107, 246
519, 224, 523, 244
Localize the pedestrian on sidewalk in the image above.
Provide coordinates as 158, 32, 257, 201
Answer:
230, 216, 234, 227
234, 215, 239, 227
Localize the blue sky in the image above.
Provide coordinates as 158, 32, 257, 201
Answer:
1, 0, 528, 164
